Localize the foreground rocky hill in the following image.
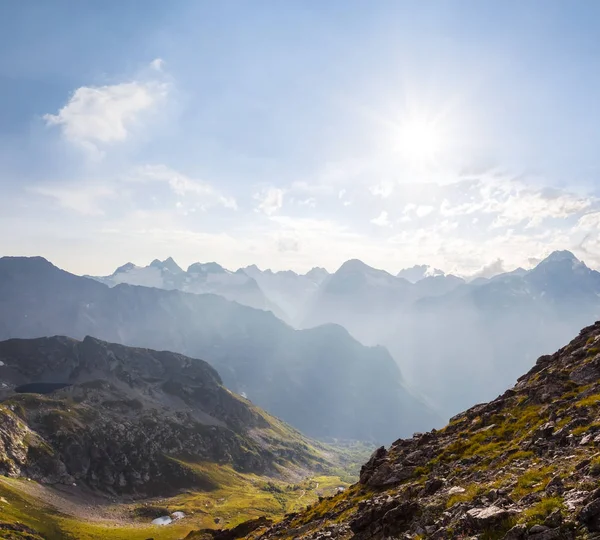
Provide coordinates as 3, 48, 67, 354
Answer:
0, 335, 327, 496
208, 320, 600, 539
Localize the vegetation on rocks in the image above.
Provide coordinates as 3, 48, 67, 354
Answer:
207, 320, 600, 539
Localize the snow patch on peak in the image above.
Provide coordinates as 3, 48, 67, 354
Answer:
149, 257, 183, 274
397, 265, 445, 283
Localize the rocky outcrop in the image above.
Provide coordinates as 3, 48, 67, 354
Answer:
221, 320, 600, 539
0, 336, 328, 495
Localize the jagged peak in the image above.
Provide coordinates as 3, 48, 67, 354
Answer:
538, 250, 579, 265
306, 266, 329, 276
112, 262, 137, 275
187, 261, 227, 274
397, 264, 445, 283
148, 257, 183, 274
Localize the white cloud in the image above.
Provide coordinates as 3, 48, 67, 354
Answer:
403, 203, 434, 218
150, 58, 165, 71
297, 197, 316, 208
370, 181, 394, 198
439, 176, 594, 228
255, 187, 284, 215
415, 205, 434, 218
44, 78, 167, 157
131, 165, 237, 210
575, 211, 600, 230
492, 188, 592, 228
30, 183, 116, 216
30, 164, 236, 218
371, 210, 391, 227
467, 258, 507, 280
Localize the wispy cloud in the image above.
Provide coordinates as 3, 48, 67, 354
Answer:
254, 187, 284, 215
131, 165, 237, 210
29, 183, 116, 216
371, 210, 391, 227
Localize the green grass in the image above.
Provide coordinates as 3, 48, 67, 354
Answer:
0, 462, 349, 540
520, 497, 563, 526
446, 484, 485, 508
512, 466, 555, 499
576, 393, 600, 408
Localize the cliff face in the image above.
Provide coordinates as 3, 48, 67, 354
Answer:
0, 336, 327, 496
226, 320, 600, 539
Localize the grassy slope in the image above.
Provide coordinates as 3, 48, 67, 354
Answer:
0, 451, 371, 540
238, 329, 600, 539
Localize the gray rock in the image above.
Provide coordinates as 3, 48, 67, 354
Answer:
502, 523, 527, 539
466, 505, 518, 529
579, 498, 600, 531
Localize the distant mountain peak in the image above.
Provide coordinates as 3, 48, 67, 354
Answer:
305, 267, 329, 280
149, 257, 183, 274
112, 262, 137, 275
187, 261, 227, 274
337, 259, 373, 273
540, 250, 579, 264
397, 264, 445, 283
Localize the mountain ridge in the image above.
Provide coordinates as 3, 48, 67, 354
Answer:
208, 319, 600, 539
0, 334, 328, 495
0, 256, 439, 442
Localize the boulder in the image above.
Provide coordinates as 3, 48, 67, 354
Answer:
466, 505, 518, 530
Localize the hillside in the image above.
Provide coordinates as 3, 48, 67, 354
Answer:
209, 320, 600, 539
0, 335, 327, 494
0, 256, 439, 442
0, 336, 367, 539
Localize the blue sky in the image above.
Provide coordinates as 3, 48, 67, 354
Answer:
2, 1, 600, 276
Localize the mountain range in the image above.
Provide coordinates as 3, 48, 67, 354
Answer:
50, 250, 600, 420
89, 258, 288, 321
301, 250, 600, 416
0, 256, 438, 443
8, 305, 600, 538
209, 319, 600, 539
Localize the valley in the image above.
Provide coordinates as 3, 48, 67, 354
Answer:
3, 5, 600, 537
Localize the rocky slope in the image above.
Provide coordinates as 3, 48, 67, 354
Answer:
213, 320, 600, 539
0, 335, 328, 496
0, 256, 438, 442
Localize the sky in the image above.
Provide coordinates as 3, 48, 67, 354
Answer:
2, 1, 600, 276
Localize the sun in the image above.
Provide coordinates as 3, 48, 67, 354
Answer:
396, 117, 444, 165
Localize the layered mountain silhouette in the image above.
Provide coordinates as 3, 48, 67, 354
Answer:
0, 256, 439, 442
241, 265, 329, 325
90, 258, 287, 320
302, 251, 600, 416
